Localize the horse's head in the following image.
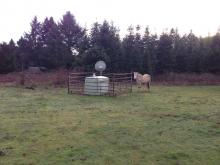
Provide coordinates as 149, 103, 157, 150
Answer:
133, 72, 139, 79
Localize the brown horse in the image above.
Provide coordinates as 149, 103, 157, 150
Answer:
133, 72, 151, 90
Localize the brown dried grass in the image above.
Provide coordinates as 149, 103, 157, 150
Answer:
153, 73, 220, 85
0, 69, 68, 87
0, 71, 220, 87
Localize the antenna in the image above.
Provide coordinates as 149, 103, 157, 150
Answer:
95, 60, 106, 76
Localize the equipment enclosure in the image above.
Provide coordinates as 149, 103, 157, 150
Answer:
68, 72, 133, 96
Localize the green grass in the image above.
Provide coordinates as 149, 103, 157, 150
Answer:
0, 86, 220, 165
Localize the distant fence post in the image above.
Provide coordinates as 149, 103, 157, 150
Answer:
113, 73, 115, 96
67, 72, 70, 94
20, 72, 25, 86
130, 72, 133, 92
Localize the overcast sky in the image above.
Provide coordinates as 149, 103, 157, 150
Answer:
1, 0, 220, 42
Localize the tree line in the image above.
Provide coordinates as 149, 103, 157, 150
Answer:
0, 11, 220, 75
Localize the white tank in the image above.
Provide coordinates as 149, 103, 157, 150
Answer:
84, 75, 109, 95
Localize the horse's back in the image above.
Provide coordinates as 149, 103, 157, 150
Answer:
142, 74, 151, 82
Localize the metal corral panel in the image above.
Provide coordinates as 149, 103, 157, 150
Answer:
84, 76, 109, 95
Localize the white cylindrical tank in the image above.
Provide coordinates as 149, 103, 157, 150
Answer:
84, 75, 109, 95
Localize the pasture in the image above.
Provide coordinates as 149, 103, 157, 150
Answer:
0, 86, 220, 165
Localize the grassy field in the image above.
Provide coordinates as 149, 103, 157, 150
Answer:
0, 86, 220, 165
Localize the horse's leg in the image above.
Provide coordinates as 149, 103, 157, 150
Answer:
145, 82, 148, 91
138, 82, 141, 88
147, 82, 150, 91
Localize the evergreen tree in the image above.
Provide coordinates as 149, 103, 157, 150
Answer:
82, 22, 109, 71
84, 21, 121, 72
1, 11, 220, 75
59, 12, 85, 55
199, 36, 212, 73
134, 25, 144, 72
208, 32, 220, 73
175, 35, 188, 72
17, 37, 31, 71
40, 17, 67, 69
142, 27, 158, 75
185, 31, 200, 72
0, 41, 16, 73
24, 16, 42, 66
156, 31, 174, 73
121, 26, 136, 72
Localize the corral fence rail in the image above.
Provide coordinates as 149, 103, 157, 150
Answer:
68, 72, 133, 96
